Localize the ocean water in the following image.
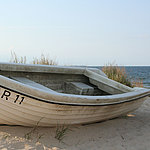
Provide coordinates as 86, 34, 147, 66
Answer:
125, 66, 150, 88
89, 66, 150, 89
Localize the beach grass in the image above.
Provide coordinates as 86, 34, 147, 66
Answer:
132, 79, 143, 88
102, 64, 133, 87
10, 51, 57, 65
32, 54, 57, 65
10, 51, 27, 64
102, 64, 143, 87
55, 125, 70, 142
24, 118, 44, 141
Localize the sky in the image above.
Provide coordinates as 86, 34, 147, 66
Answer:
0, 0, 150, 66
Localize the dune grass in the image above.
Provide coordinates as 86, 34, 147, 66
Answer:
102, 64, 143, 88
32, 54, 57, 65
132, 79, 143, 87
10, 51, 57, 65
10, 51, 27, 64
55, 125, 70, 142
102, 64, 133, 87
24, 118, 44, 141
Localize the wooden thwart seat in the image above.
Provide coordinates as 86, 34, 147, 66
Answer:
65, 82, 94, 95
11, 77, 55, 92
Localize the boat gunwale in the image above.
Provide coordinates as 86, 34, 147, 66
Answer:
0, 77, 149, 106
0, 62, 97, 74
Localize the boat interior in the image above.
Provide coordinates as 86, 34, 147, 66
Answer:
1, 71, 110, 96
0, 63, 134, 96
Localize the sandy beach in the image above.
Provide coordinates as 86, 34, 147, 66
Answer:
0, 98, 149, 150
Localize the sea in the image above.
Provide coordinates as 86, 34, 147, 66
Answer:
124, 66, 150, 89
89, 66, 150, 89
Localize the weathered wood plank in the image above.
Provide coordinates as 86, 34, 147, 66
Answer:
11, 77, 55, 92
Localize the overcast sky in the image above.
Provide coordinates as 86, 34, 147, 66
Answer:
0, 0, 150, 66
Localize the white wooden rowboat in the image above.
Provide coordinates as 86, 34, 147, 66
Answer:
0, 63, 149, 126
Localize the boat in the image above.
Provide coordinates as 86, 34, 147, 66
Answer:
0, 62, 149, 126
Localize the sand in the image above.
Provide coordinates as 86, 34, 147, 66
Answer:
0, 98, 150, 150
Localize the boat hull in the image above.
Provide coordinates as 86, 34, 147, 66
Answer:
0, 63, 149, 126
0, 85, 148, 126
